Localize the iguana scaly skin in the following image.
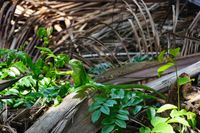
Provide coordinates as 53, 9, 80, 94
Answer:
69, 59, 90, 88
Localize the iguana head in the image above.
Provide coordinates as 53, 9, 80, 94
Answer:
68, 59, 83, 69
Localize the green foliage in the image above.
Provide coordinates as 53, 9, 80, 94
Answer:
140, 104, 196, 133
0, 27, 71, 108
130, 54, 155, 63
177, 77, 194, 86
157, 48, 180, 77
89, 88, 152, 133
154, 48, 197, 132
157, 47, 194, 110
37, 27, 53, 46
157, 62, 174, 77
157, 104, 177, 113
89, 62, 112, 75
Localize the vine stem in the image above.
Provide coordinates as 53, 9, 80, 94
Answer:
174, 60, 180, 110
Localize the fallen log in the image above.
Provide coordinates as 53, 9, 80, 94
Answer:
25, 93, 85, 133
25, 59, 200, 133
98, 53, 200, 84
146, 60, 200, 92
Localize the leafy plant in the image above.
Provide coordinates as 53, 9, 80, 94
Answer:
140, 104, 196, 133
0, 27, 70, 108
144, 48, 197, 132
37, 27, 53, 46
157, 48, 193, 110
89, 88, 152, 133
0, 49, 30, 80
89, 62, 112, 75
130, 54, 155, 63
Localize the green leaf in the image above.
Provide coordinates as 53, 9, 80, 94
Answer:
111, 89, 125, 99
9, 67, 20, 76
102, 117, 115, 125
7, 71, 16, 77
177, 77, 191, 86
21, 90, 30, 95
94, 96, 107, 103
92, 110, 101, 123
170, 109, 187, 118
88, 102, 101, 112
54, 96, 62, 106
131, 98, 143, 106
152, 123, 174, 133
12, 61, 27, 73
169, 48, 180, 58
115, 119, 126, 128
116, 114, 129, 121
151, 116, 168, 127
47, 27, 53, 36
167, 117, 190, 127
101, 125, 115, 133
13, 100, 24, 108
147, 107, 156, 120
37, 27, 47, 38
139, 127, 151, 133
55, 54, 69, 67
36, 47, 53, 55
5, 88, 19, 95
186, 112, 196, 129
43, 37, 49, 45
58, 83, 70, 97
157, 62, 174, 77
100, 106, 110, 115
158, 50, 166, 63
118, 109, 129, 115
132, 105, 143, 115
104, 100, 117, 107
157, 104, 177, 113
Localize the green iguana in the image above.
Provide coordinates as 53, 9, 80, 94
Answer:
68, 59, 90, 88
68, 59, 166, 99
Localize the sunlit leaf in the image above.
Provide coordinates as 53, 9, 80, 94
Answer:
152, 123, 174, 133
9, 67, 20, 76
54, 96, 62, 106
177, 77, 191, 86
12, 61, 27, 73
170, 109, 187, 118
186, 112, 196, 129
169, 48, 180, 58
167, 117, 190, 127
158, 50, 166, 63
151, 116, 168, 127
157, 104, 177, 113
157, 63, 174, 77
